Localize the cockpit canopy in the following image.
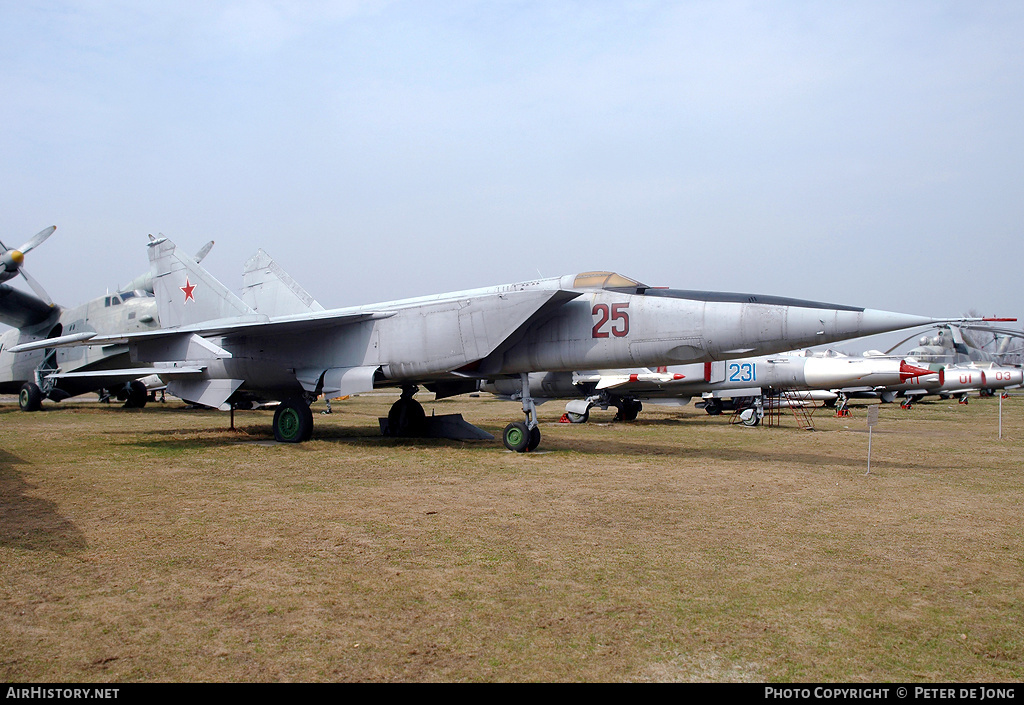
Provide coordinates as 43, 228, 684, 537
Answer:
572, 272, 648, 291
104, 290, 154, 307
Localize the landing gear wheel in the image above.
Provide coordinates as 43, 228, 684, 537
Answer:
704, 399, 722, 416
19, 382, 43, 412
503, 422, 531, 452
273, 398, 314, 443
615, 399, 642, 422
741, 409, 761, 427
387, 396, 427, 437
566, 409, 589, 424
123, 380, 148, 409
527, 425, 541, 452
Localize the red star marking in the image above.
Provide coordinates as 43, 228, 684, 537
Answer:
181, 278, 197, 303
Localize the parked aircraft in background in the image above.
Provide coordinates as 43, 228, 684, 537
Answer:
0, 233, 214, 410
869, 361, 1023, 408
17, 235, 992, 451
887, 322, 1022, 366
481, 349, 937, 425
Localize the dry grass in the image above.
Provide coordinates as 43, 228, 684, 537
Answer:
1, 391, 1022, 682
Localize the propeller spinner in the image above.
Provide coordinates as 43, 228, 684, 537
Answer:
0, 225, 56, 304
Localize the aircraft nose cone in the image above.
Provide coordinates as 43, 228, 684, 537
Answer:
10, 250, 23, 265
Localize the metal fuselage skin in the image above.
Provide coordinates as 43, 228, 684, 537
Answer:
882, 364, 1023, 398
0, 292, 159, 396
482, 352, 928, 402
128, 238, 945, 410
156, 284, 933, 403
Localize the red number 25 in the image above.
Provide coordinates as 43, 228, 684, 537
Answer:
592, 302, 630, 338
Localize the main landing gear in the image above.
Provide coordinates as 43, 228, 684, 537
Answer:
834, 392, 851, 418
614, 398, 642, 422
19, 382, 43, 412
273, 397, 314, 443
386, 386, 427, 437
504, 373, 541, 452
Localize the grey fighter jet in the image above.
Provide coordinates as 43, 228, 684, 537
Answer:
15, 235, 978, 451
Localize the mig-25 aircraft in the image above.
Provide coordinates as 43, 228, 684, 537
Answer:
15, 235, 987, 451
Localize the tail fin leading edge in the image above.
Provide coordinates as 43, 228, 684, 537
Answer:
148, 236, 254, 328
241, 249, 325, 316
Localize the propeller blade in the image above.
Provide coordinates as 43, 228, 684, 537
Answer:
16, 225, 56, 256
18, 267, 54, 306
884, 330, 929, 355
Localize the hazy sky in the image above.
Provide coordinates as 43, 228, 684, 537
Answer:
2, 1, 1022, 349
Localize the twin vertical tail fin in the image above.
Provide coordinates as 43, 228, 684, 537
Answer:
240, 249, 325, 316
148, 236, 256, 328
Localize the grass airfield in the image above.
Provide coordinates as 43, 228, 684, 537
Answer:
2, 392, 1022, 682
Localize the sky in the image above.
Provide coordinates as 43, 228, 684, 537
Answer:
2, 1, 1022, 351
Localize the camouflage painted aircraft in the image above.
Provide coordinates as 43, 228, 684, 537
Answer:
13, 235, 988, 451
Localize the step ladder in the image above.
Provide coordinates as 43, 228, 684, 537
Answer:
764, 391, 818, 430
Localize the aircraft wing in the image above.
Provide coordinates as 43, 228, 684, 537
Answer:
45, 366, 205, 380
8, 310, 396, 354
0, 283, 55, 329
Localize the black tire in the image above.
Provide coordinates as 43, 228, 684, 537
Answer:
616, 399, 642, 422
123, 380, 148, 409
19, 382, 43, 412
503, 422, 531, 452
273, 398, 314, 443
527, 425, 541, 452
704, 399, 722, 416
387, 397, 427, 437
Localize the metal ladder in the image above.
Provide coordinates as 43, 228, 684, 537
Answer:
765, 391, 817, 430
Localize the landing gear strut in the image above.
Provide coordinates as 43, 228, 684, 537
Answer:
835, 392, 850, 418
504, 373, 541, 452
